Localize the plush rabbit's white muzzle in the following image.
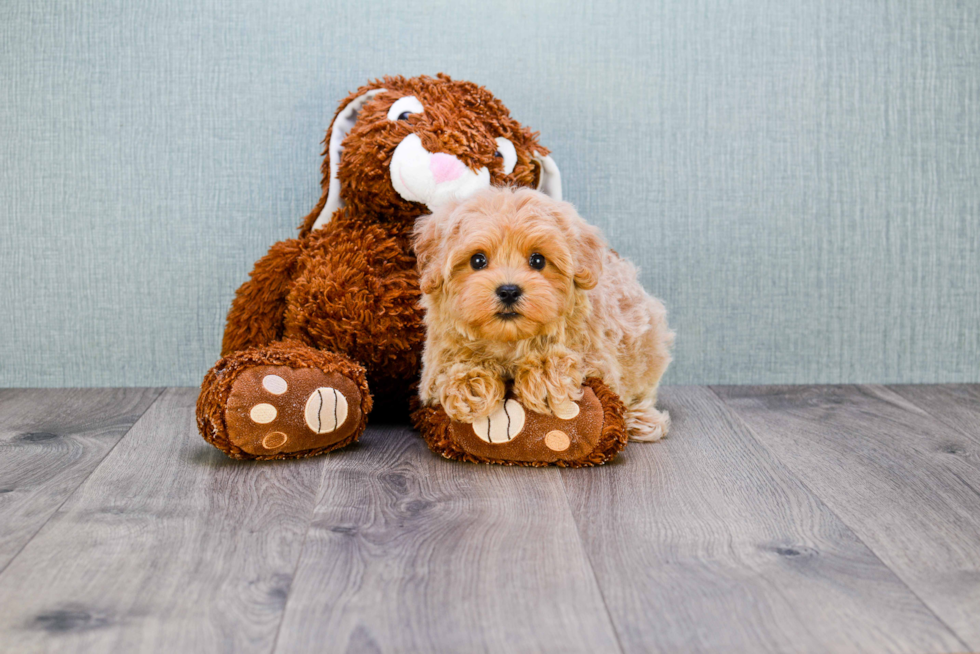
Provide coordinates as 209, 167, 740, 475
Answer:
390, 134, 491, 210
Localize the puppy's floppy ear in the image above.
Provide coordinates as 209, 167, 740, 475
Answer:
548, 197, 604, 290
413, 199, 463, 295
572, 222, 604, 290
412, 214, 442, 295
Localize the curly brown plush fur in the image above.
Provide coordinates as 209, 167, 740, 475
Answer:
198, 74, 554, 459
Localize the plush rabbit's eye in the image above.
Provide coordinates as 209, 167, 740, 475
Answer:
494, 137, 517, 174
529, 253, 546, 270
387, 96, 424, 122
470, 253, 488, 270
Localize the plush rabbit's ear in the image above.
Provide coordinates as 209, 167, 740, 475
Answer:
308, 88, 387, 232
533, 151, 562, 201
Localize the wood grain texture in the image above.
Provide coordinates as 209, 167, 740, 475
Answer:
561, 386, 966, 654
273, 424, 621, 654
715, 384, 980, 650
0, 387, 327, 653
0, 387, 162, 572
888, 384, 980, 443
2, 385, 978, 653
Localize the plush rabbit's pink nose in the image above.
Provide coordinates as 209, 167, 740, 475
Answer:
430, 153, 465, 184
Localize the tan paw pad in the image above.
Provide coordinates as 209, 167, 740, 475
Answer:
250, 403, 278, 424
552, 400, 580, 420
545, 430, 571, 452
262, 374, 288, 395
304, 387, 349, 434
472, 399, 526, 444
262, 432, 288, 449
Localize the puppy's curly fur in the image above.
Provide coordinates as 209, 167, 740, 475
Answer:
415, 187, 675, 441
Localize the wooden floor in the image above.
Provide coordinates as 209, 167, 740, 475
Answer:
0, 386, 978, 653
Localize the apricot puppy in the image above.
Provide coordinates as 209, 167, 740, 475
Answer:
414, 187, 674, 441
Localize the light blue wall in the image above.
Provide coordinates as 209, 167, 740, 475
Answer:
2, 0, 978, 387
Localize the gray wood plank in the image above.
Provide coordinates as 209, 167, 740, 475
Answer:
715, 384, 980, 650
562, 386, 966, 654
273, 424, 622, 654
0, 387, 163, 572
888, 384, 980, 443
0, 387, 327, 654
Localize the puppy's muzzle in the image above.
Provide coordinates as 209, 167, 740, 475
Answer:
496, 284, 523, 307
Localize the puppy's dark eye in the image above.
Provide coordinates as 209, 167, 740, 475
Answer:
470, 253, 488, 270
397, 111, 412, 121
529, 253, 546, 270
494, 151, 503, 158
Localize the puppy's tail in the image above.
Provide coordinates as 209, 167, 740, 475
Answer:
626, 397, 670, 442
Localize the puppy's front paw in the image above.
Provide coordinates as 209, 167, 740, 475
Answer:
439, 367, 506, 424
512, 367, 553, 415
514, 355, 583, 416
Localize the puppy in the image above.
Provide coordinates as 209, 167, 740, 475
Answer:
414, 187, 674, 441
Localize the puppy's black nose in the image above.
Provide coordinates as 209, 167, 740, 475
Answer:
496, 284, 523, 306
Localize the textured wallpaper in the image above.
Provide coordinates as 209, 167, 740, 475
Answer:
1, 0, 978, 386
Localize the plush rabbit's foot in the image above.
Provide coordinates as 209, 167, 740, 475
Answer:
223, 365, 366, 457
412, 378, 629, 467
197, 342, 371, 460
